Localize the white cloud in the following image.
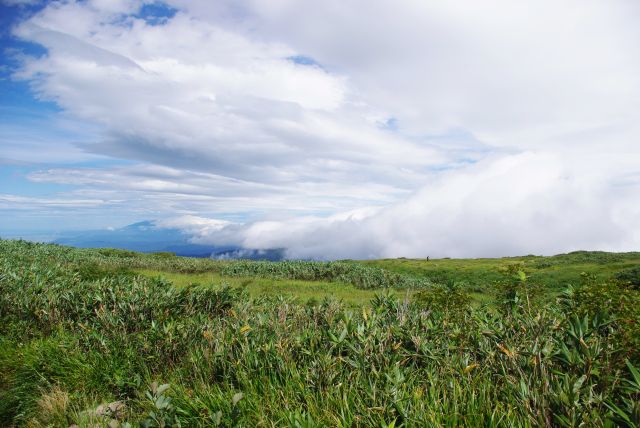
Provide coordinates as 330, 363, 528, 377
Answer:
208, 0, 640, 149
11, 1, 465, 189
0, 193, 108, 209
26, 163, 408, 217
160, 152, 640, 259
4, 0, 640, 257
155, 215, 232, 242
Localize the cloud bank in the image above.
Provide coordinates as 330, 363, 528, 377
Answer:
161, 152, 640, 259
2, 0, 639, 258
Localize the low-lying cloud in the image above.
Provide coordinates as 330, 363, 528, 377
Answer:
163, 152, 640, 259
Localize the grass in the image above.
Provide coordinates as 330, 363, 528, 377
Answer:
136, 269, 415, 306
361, 251, 640, 292
137, 250, 640, 307
1, 239, 639, 427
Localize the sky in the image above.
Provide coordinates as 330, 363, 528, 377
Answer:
1, 0, 639, 259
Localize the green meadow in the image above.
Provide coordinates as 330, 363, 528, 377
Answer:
137, 250, 640, 307
135, 269, 415, 306
1, 239, 639, 427
363, 251, 640, 291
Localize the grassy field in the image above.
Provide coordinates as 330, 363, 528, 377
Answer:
1, 239, 639, 427
135, 269, 415, 306
362, 251, 640, 291
137, 250, 640, 306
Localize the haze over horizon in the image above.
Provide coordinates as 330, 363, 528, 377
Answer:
1, 0, 639, 259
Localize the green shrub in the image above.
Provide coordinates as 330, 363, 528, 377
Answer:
561, 277, 640, 364
413, 284, 471, 322
615, 266, 640, 289
150, 252, 176, 258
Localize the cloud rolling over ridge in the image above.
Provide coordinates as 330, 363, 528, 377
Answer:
164, 153, 639, 259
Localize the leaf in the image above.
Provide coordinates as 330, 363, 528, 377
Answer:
604, 401, 633, 425
572, 374, 587, 395
232, 392, 244, 406
212, 410, 222, 425
625, 359, 640, 390
157, 383, 171, 395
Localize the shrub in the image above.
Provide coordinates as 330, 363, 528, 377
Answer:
413, 284, 471, 322
615, 266, 640, 289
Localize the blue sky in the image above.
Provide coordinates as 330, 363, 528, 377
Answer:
1, 0, 639, 258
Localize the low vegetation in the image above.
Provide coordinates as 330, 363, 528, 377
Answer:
1, 239, 639, 427
220, 260, 431, 289
362, 251, 640, 293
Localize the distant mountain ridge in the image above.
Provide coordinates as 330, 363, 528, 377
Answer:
52, 220, 284, 260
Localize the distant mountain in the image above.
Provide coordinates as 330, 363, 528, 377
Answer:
53, 220, 232, 257
52, 220, 285, 260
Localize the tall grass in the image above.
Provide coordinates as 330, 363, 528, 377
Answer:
0, 239, 639, 427
221, 260, 431, 289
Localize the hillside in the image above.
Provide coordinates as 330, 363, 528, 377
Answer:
1, 239, 639, 427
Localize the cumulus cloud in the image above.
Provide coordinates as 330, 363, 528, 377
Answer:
3, 0, 640, 258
